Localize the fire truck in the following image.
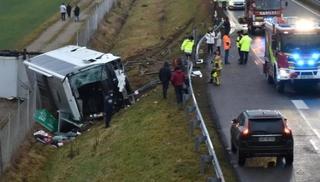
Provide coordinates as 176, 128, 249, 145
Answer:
263, 17, 320, 92
245, 0, 284, 34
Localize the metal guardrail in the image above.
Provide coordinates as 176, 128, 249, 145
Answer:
186, 22, 225, 182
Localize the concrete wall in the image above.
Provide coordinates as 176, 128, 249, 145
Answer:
0, 56, 37, 174
0, 57, 18, 98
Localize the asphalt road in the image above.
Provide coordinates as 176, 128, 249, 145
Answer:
207, 1, 320, 181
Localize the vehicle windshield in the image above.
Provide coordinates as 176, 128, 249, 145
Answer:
255, 0, 281, 10
69, 65, 107, 89
281, 34, 320, 52
249, 118, 283, 134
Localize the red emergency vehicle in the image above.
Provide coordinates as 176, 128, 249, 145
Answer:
245, 0, 283, 34
263, 17, 320, 92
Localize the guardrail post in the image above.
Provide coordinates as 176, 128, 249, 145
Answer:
189, 116, 200, 136
195, 135, 207, 152
187, 105, 196, 113
200, 154, 213, 174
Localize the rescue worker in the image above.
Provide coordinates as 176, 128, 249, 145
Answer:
205, 29, 215, 55
239, 31, 252, 65
181, 35, 194, 61
210, 50, 223, 86
223, 32, 231, 64
104, 90, 114, 128
171, 66, 186, 105
159, 62, 171, 99
236, 30, 243, 63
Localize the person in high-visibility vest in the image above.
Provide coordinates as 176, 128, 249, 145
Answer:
236, 30, 243, 63
239, 31, 252, 64
181, 35, 194, 60
209, 50, 223, 86
223, 32, 231, 64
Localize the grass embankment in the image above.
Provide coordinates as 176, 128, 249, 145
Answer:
91, 0, 211, 88
2, 0, 237, 181
92, 0, 199, 59
3, 88, 208, 181
111, 0, 199, 58
0, 0, 63, 49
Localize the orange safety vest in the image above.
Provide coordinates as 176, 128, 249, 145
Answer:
223, 35, 231, 50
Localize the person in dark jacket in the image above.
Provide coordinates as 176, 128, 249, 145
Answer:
66, 3, 72, 18
104, 91, 114, 128
74, 5, 80, 22
159, 62, 171, 99
223, 17, 231, 35
171, 66, 186, 104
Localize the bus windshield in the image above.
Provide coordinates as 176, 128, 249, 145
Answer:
255, 0, 282, 10
281, 34, 320, 52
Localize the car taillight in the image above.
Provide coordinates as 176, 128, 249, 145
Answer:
241, 128, 250, 139
283, 127, 292, 138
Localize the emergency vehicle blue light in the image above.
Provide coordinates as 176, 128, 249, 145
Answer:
264, 17, 273, 22
292, 54, 300, 60
312, 53, 320, 60
307, 60, 316, 66
297, 60, 304, 66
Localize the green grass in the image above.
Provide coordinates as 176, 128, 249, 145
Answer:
3, 88, 209, 181
112, 0, 198, 58
0, 0, 64, 49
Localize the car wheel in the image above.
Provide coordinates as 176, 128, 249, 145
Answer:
276, 156, 283, 165
231, 140, 237, 153
285, 153, 293, 166
237, 149, 246, 166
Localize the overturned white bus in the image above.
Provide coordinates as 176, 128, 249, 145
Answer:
24, 45, 131, 129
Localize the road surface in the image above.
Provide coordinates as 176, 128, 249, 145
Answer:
208, 1, 320, 181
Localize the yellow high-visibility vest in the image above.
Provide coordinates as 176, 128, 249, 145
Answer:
181, 39, 194, 53
239, 35, 252, 52
236, 36, 242, 48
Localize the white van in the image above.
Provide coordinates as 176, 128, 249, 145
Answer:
228, 0, 245, 10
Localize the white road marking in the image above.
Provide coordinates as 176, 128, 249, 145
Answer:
226, 10, 247, 34
310, 139, 319, 153
296, 109, 320, 140
291, 0, 320, 17
291, 100, 309, 110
